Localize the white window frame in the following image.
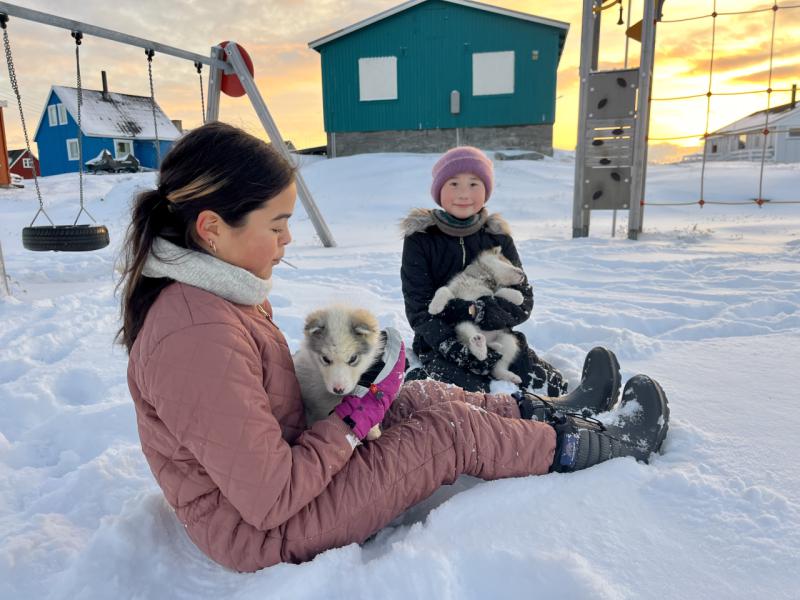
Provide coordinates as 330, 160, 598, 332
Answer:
22, 157, 33, 169
472, 51, 515, 96
57, 104, 68, 125
358, 56, 398, 102
66, 138, 80, 161
48, 105, 58, 127
113, 138, 134, 159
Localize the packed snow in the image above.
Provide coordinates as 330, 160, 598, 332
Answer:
1, 152, 798, 599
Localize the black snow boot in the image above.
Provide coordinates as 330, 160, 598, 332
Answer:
550, 374, 670, 472
515, 347, 621, 419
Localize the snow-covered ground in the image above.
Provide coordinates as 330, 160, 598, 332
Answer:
1, 153, 798, 599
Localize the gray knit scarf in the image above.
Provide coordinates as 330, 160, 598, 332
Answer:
142, 237, 272, 305
432, 208, 489, 237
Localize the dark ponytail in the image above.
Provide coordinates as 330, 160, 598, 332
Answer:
117, 121, 295, 352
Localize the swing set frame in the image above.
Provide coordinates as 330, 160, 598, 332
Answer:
0, 1, 336, 248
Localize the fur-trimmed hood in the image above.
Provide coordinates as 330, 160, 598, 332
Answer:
399, 208, 512, 238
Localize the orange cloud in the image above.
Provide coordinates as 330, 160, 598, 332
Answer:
1, 0, 798, 155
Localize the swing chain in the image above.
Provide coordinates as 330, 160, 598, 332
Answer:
146, 49, 161, 167
1, 13, 51, 226
72, 30, 96, 225
194, 61, 206, 124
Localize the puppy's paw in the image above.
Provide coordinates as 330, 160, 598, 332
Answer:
468, 334, 488, 360
365, 425, 382, 441
492, 367, 522, 385
428, 301, 444, 315
495, 288, 524, 306
428, 288, 453, 315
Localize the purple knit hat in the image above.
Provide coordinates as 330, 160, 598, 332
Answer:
430, 146, 494, 205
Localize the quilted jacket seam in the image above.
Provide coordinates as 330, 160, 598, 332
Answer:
140, 320, 252, 373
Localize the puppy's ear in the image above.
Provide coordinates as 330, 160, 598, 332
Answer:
304, 310, 327, 336
350, 309, 379, 338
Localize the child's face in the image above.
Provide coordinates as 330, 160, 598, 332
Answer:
439, 172, 486, 219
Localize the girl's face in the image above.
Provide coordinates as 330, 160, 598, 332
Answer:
439, 172, 486, 219
198, 182, 296, 280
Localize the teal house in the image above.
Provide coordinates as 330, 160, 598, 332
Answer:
308, 0, 568, 157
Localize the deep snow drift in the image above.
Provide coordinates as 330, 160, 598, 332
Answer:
1, 152, 798, 599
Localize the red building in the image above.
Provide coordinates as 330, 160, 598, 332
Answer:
8, 149, 40, 179
0, 100, 10, 186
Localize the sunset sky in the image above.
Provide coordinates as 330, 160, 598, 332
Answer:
0, 0, 798, 160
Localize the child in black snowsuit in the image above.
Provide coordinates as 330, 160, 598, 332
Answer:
400, 146, 567, 395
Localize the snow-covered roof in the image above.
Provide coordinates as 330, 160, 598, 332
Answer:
308, 0, 569, 49
708, 102, 799, 137
50, 85, 182, 141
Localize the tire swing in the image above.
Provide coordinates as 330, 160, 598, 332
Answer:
1, 15, 109, 252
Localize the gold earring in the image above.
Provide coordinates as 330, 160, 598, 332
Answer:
209, 239, 217, 254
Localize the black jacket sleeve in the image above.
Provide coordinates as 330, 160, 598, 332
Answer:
439, 298, 476, 324
473, 297, 514, 330
401, 234, 459, 351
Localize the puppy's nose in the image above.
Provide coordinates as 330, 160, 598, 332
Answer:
333, 386, 345, 394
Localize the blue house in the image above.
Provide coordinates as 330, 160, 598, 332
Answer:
308, 0, 568, 157
33, 83, 181, 177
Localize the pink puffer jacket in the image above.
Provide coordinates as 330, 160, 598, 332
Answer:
128, 283, 356, 570
128, 282, 556, 572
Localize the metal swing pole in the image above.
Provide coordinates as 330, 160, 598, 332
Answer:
205, 45, 224, 122
0, 1, 336, 248
572, 0, 602, 238
627, 0, 659, 239
222, 43, 336, 248
0, 2, 229, 70
0, 240, 10, 296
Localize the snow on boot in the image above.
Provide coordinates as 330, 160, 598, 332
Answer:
514, 347, 621, 419
550, 374, 669, 472
599, 374, 670, 461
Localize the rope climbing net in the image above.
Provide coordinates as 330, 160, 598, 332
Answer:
645, 1, 800, 208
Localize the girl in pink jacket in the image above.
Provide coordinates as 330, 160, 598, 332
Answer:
120, 122, 670, 572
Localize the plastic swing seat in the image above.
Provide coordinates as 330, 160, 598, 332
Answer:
21, 223, 110, 252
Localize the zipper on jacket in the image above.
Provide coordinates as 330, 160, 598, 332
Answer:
256, 303, 272, 322
460, 237, 466, 268
256, 303, 282, 336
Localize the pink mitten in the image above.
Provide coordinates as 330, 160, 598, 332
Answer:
335, 333, 406, 440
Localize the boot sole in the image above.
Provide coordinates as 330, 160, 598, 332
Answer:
627, 374, 670, 461
585, 347, 621, 412
613, 374, 670, 463
650, 377, 670, 456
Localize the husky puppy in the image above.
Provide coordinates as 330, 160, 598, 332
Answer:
428, 247, 526, 384
293, 306, 385, 440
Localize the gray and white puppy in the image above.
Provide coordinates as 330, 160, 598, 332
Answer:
428, 247, 526, 384
293, 306, 385, 440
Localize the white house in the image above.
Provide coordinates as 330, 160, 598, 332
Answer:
704, 101, 800, 163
